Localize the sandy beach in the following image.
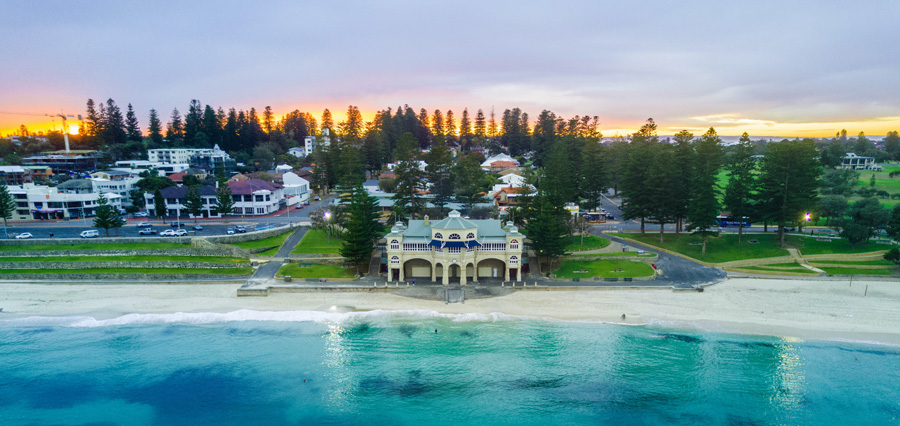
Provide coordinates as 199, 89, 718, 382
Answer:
1, 278, 899, 345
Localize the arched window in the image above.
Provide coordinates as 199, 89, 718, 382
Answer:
390, 240, 399, 250
466, 232, 475, 240
510, 239, 519, 250
449, 233, 461, 240
390, 256, 400, 264
509, 256, 519, 264
434, 232, 443, 239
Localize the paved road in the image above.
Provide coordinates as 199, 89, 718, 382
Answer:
596, 232, 726, 288
247, 227, 308, 282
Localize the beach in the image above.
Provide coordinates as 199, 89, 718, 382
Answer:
2, 278, 899, 345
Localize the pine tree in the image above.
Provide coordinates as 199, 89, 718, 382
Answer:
201, 105, 220, 147
166, 108, 184, 146
340, 184, 382, 274
459, 108, 472, 150
431, 110, 444, 143
646, 143, 682, 243
525, 188, 570, 271
321, 109, 334, 135
757, 139, 822, 247
184, 186, 204, 223
93, 193, 125, 237
0, 183, 15, 238
427, 137, 454, 213
685, 128, 724, 253
671, 130, 695, 233
392, 132, 425, 220
488, 108, 497, 139
153, 189, 167, 223
453, 155, 487, 211
215, 184, 235, 223
474, 109, 486, 144
183, 100, 203, 146
148, 109, 163, 149
263, 106, 274, 134
723, 132, 756, 242
620, 119, 659, 235
579, 141, 606, 212
103, 98, 128, 148
125, 103, 142, 142
444, 110, 456, 144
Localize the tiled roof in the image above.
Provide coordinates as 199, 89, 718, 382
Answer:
227, 179, 282, 195
158, 185, 217, 198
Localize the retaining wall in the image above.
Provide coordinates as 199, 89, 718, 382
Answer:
204, 224, 294, 244
0, 248, 238, 258
0, 272, 252, 280
0, 236, 193, 246
0, 260, 249, 270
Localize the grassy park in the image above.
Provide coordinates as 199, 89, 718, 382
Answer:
276, 263, 355, 279
291, 229, 343, 254
553, 259, 655, 279
564, 235, 611, 252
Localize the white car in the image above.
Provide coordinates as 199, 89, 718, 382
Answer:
136, 222, 153, 228
80, 230, 99, 238
160, 229, 177, 237
134, 212, 149, 217
175, 229, 188, 236
15, 232, 33, 239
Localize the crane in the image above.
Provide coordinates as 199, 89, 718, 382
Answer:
0, 111, 81, 154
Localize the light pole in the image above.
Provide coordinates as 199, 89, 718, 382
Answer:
324, 210, 332, 246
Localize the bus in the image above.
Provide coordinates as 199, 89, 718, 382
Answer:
717, 214, 751, 227
584, 211, 607, 223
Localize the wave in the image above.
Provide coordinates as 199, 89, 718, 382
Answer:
0, 309, 529, 328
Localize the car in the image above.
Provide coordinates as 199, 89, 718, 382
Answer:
15, 232, 33, 239
134, 212, 149, 217
192, 224, 203, 231
235, 225, 247, 233
136, 222, 153, 228
138, 228, 157, 235
170, 221, 184, 228
80, 230, 99, 238
160, 229, 177, 237
227, 228, 235, 235
175, 229, 188, 236
606, 215, 615, 220
313, 196, 321, 201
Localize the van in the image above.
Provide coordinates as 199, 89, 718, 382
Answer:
80, 230, 99, 239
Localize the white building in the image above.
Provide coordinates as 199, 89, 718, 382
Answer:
147, 144, 234, 173
89, 171, 142, 208
5, 183, 122, 221
282, 172, 310, 205
143, 179, 285, 218
480, 153, 517, 170
288, 147, 307, 159
841, 153, 877, 170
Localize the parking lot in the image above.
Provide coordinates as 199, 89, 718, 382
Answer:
2, 219, 263, 239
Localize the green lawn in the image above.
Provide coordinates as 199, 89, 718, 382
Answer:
808, 259, 895, 266
257, 247, 281, 257
231, 231, 293, 250
819, 267, 896, 276
0, 267, 253, 275
276, 263, 355, 279
621, 233, 789, 263
787, 236, 894, 255
852, 166, 900, 207
569, 252, 656, 257
291, 229, 343, 254
553, 260, 655, 279
736, 266, 819, 275
0, 255, 248, 264
564, 235, 611, 252
0, 242, 190, 251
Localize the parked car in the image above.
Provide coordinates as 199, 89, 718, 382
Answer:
192, 224, 203, 231
14, 232, 33, 239
136, 222, 153, 228
235, 225, 247, 233
175, 229, 188, 236
80, 230, 99, 239
313, 196, 321, 201
160, 229, 177, 237
134, 212, 149, 217
226, 228, 235, 235
138, 228, 157, 235
170, 221, 184, 228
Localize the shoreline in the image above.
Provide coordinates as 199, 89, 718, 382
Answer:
2, 277, 899, 346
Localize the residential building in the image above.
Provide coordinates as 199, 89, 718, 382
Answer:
841, 153, 876, 170
385, 210, 525, 284
480, 153, 517, 171
147, 145, 234, 175
288, 146, 307, 159
0, 165, 32, 185
5, 183, 122, 221
144, 179, 285, 218
22, 166, 52, 182
89, 170, 141, 207
22, 150, 99, 173
493, 187, 525, 209
282, 172, 310, 205
145, 185, 218, 218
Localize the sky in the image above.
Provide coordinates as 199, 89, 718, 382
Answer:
2, 0, 899, 138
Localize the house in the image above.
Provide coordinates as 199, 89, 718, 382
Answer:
385, 210, 525, 284
480, 153, 517, 171
288, 147, 307, 159
89, 170, 141, 207
145, 185, 218, 218
275, 164, 293, 174
841, 153, 877, 170
22, 150, 100, 173
282, 172, 310, 204
488, 160, 519, 173
493, 187, 526, 209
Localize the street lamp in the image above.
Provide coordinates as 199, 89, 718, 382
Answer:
324, 210, 332, 246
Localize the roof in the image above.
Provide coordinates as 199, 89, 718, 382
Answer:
158, 185, 217, 198
494, 186, 526, 196
168, 172, 186, 182
227, 179, 283, 195
0, 165, 26, 173
58, 179, 93, 190
490, 161, 518, 168
431, 210, 478, 230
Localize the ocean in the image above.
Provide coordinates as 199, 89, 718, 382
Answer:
1, 310, 898, 425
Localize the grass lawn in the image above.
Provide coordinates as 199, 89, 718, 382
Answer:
553, 260, 655, 279
736, 266, 819, 275
257, 247, 281, 257
564, 235, 611, 252
291, 229, 343, 254
231, 231, 293, 250
0, 267, 253, 275
852, 166, 900, 207
569, 252, 656, 257
0, 242, 190, 251
621, 233, 789, 263
0, 255, 248, 264
807, 259, 895, 266
819, 267, 896, 276
276, 263, 355, 279
786, 236, 894, 255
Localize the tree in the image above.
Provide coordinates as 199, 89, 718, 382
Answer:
620, 119, 658, 235
884, 248, 900, 266
671, 130, 695, 233
453, 155, 488, 211
0, 183, 15, 238
166, 108, 184, 146
183, 100, 203, 145
93, 193, 125, 237
125, 103, 141, 142
426, 137, 454, 213
840, 197, 890, 247
723, 132, 756, 242
685, 128, 724, 253
885, 130, 900, 161
153, 189, 167, 223
148, 109, 163, 149
525, 189, 570, 271
263, 106, 274, 135
215, 184, 235, 223
818, 195, 849, 226
757, 139, 822, 247
646, 143, 682, 243
459, 108, 472, 150
340, 184, 383, 274
321, 109, 333, 134
392, 132, 426, 220
184, 186, 204, 223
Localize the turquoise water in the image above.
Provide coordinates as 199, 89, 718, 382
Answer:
1, 311, 899, 425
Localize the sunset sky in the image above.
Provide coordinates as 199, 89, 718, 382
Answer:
2, 1, 899, 138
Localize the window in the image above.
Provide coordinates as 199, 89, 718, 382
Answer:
256, 208, 265, 214
390, 256, 400, 265
390, 240, 400, 250
449, 233, 461, 240
448, 247, 461, 253
481, 243, 506, 252
403, 243, 430, 252
466, 232, 475, 239
434, 232, 443, 239
509, 256, 519, 264
510, 239, 519, 250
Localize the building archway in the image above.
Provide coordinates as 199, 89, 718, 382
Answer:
403, 258, 432, 279
477, 259, 506, 280
448, 263, 462, 284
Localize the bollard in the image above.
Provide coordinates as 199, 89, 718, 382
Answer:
284, 276, 291, 282
374, 282, 377, 287
501, 282, 504, 287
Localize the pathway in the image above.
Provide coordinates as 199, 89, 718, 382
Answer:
246, 227, 308, 284
596, 232, 726, 288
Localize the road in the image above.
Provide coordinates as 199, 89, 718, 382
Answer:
2, 194, 338, 240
